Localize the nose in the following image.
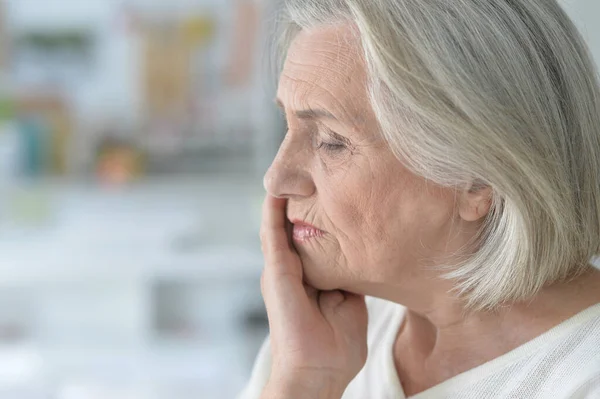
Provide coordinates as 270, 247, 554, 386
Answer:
263, 135, 316, 199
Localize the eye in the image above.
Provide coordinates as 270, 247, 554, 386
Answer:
315, 125, 351, 156
318, 141, 347, 153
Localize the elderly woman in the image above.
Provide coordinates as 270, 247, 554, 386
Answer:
240, 0, 600, 398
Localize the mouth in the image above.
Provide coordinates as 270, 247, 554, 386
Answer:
290, 219, 326, 243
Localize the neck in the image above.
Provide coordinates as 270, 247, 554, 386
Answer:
412, 266, 600, 333
386, 266, 600, 395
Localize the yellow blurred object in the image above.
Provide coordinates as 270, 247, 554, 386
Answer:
180, 15, 215, 47
51, 108, 71, 175
143, 23, 192, 117
141, 15, 216, 118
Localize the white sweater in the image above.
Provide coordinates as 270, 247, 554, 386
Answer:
238, 298, 600, 399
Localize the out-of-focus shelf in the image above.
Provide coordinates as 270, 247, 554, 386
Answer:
0, 246, 263, 285
0, 177, 264, 286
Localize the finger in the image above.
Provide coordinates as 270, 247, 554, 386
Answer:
304, 284, 319, 302
320, 292, 368, 325
340, 293, 368, 319
318, 290, 346, 313
337, 293, 369, 346
262, 195, 287, 236
262, 271, 320, 338
261, 195, 290, 256
260, 195, 315, 321
261, 195, 302, 280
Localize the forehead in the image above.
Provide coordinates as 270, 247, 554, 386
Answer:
278, 25, 368, 117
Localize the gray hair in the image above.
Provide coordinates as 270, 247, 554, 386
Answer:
272, 0, 600, 310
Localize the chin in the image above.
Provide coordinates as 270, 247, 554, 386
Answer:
299, 253, 346, 291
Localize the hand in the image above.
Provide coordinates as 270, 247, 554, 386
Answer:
259, 195, 368, 399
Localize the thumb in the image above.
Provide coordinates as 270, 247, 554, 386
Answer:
337, 293, 368, 324
320, 292, 368, 325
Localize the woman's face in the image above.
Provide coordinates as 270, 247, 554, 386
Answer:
264, 25, 478, 297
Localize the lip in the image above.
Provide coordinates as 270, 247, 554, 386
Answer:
290, 219, 326, 243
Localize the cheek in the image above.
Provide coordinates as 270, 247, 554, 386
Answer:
317, 180, 379, 266
313, 156, 397, 252
320, 178, 366, 231
384, 183, 457, 264
351, 172, 454, 264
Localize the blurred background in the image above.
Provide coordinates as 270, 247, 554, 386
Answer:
0, 0, 280, 397
0, 0, 596, 398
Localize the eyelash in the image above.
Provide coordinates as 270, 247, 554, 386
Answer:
318, 141, 347, 153
317, 123, 350, 155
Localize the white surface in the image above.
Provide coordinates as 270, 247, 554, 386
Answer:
0, 178, 263, 284
0, 177, 267, 399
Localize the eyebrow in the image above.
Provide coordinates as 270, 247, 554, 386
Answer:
275, 98, 338, 121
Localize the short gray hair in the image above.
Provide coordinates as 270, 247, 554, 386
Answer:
272, 0, 600, 310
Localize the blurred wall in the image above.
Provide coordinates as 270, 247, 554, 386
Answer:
561, 0, 600, 67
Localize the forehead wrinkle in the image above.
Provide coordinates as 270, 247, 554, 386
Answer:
293, 23, 360, 55
285, 57, 358, 87
280, 25, 374, 131
280, 75, 363, 129
281, 61, 367, 128
314, 47, 357, 70
288, 26, 363, 76
315, 86, 361, 126
278, 73, 321, 112
288, 39, 361, 78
